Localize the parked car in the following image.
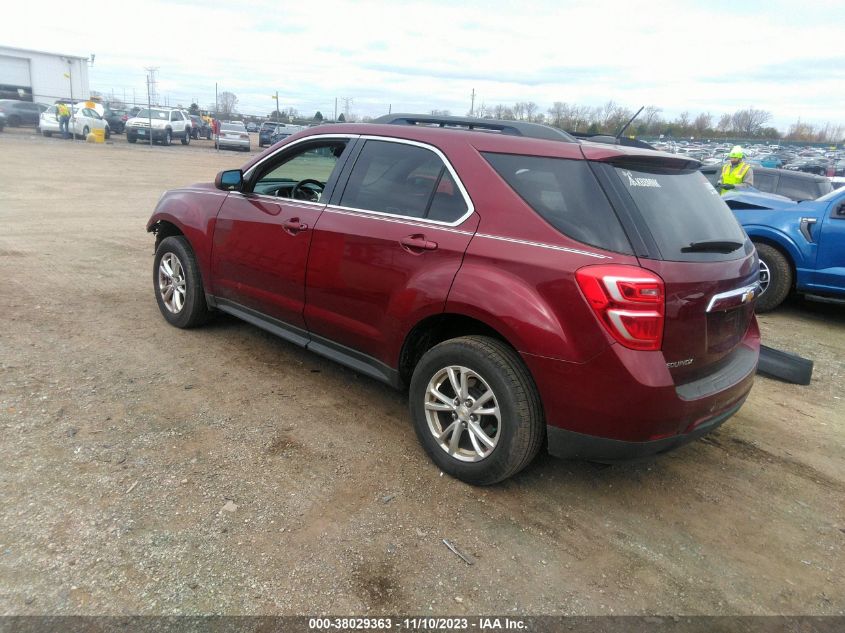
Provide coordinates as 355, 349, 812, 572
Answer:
39, 104, 109, 139
125, 107, 192, 145
189, 115, 212, 140
146, 113, 761, 484
214, 121, 250, 151
0, 100, 48, 126
700, 164, 833, 201
246, 122, 259, 133
726, 187, 845, 311
258, 121, 281, 147
103, 107, 129, 133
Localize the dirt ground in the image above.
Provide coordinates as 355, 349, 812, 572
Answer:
0, 128, 843, 616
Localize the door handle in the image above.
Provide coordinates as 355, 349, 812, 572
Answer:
400, 234, 438, 253
799, 217, 817, 243
283, 218, 308, 234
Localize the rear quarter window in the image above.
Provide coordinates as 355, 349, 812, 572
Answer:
482, 153, 633, 254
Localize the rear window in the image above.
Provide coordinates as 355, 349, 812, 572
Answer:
221, 123, 244, 131
483, 153, 632, 254
613, 165, 746, 261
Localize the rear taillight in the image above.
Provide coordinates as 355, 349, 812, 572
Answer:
575, 265, 665, 351
121, 115, 128, 121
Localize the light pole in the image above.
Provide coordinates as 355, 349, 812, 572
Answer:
272, 91, 280, 121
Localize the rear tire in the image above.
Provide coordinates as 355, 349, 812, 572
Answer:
153, 236, 210, 328
755, 243, 792, 312
409, 336, 544, 485
43, 130, 52, 137
128, 136, 137, 143
181, 128, 190, 145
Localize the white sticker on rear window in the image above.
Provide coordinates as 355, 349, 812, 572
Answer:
622, 170, 661, 188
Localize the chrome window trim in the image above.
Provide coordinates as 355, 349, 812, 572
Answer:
342, 135, 474, 227
475, 233, 610, 259
323, 206, 475, 236
229, 191, 325, 209
705, 283, 761, 313
243, 133, 360, 182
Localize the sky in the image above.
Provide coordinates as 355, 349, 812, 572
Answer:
5, 0, 845, 130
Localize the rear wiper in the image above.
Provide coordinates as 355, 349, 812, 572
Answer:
681, 240, 744, 253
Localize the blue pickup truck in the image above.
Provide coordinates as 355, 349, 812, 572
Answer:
725, 187, 845, 311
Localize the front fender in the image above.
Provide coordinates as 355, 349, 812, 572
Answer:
147, 187, 228, 291
742, 224, 809, 269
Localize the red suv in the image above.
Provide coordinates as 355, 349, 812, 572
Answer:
147, 114, 761, 485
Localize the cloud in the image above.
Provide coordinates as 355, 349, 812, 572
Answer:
3, 0, 845, 129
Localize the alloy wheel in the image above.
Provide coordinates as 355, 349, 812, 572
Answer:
424, 365, 501, 462
158, 252, 187, 313
759, 259, 771, 294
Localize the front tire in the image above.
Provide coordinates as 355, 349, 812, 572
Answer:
153, 236, 210, 328
162, 129, 172, 146
755, 243, 792, 312
409, 336, 544, 485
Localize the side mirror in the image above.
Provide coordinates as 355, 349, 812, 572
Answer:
215, 169, 243, 191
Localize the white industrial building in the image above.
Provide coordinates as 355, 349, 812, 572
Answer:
0, 45, 91, 104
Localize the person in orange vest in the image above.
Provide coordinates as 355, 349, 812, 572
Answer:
717, 146, 754, 195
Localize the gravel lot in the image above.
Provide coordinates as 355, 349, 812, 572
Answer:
0, 128, 843, 616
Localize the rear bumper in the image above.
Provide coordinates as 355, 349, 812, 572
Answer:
522, 316, 759, 459
546, 398, 745, 461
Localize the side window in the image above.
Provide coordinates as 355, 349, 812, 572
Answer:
483, 152, 633, 255
171, 111, 181, 122
252, 140, 349, 201
340, 140, 467, 221
753, 171, 776, 193
777, 177, 812, 201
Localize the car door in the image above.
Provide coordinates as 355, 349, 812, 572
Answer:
210, 136, 356, 336
812, 197, 845, 293
304, 137, 479, 369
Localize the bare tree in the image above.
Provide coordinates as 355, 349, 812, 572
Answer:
717, 113, 731, 135
547, 102, 567, 128
524, 101, 539, 122
512, 102, 526, 120
430, 109, 451, 116
731, 107, 772, 136
693, 112, 713, 136
218, 91, 238, 117
677, 111, 691, 131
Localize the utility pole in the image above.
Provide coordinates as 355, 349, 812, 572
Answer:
272, 90, 280, 120
334, 97, 337, 122
470, 88, 476, 117
144, 66, 159, 106
215, 82, 219, 153
145, 71, 153, 146
341, 96, 353, 121
388, 103, 392, 114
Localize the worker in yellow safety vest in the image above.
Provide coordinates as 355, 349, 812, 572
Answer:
56, 102, 71, 139
717, 146, 754, 195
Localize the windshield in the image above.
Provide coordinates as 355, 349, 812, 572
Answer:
613, 165, 747, 261
135, 109, 169, 120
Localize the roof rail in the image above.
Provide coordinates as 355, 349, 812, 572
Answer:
373, 113, 577, 143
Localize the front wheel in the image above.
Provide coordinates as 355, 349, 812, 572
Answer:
755, 243, 792, 312
153, 236, 210, 328
409, 336, 544, 485
162, 129, 172, 146
83, 126, 90, 138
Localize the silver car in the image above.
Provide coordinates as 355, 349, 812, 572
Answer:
215, 121, 250, 151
